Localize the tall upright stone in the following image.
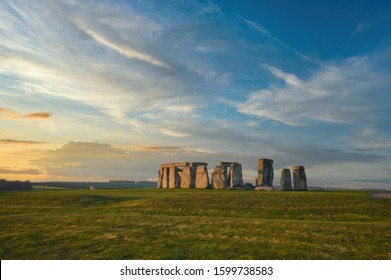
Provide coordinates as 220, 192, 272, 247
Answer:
181, 165, 196, 188
258, 158, 274, 187
157, 168, 163, 189
162, 167, 170, 189
212, 165, 226, 189
229, 163, 243, 188
195, 165, 209, 189
169, 166, 181, 188
292, 166, 307, 191
280, 168, 292, 191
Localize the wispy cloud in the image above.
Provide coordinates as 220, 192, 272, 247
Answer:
134, 146, 184, 152
0, 139, 47, 145
21, 112, 51, 119
353, 21, 368, 36
74, 21, 172, 69
260, 63, 301, 86
198, 0, 222, 15
233, 51, 391, 127
0, 106, 51, 120
0, 167, 42, 175
242, 17, 321, 64
0, 107, 14, 116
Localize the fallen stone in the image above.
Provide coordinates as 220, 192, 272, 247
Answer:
255, 186, 273, 191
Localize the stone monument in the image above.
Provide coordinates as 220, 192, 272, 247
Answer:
212, 162, 243, 189
158, 162, 208, 189
212, 165, 226, 189
292, 166, 307, 190
195, 164, 209, 189
280, 168, 292, 191
258, 158, 274, 187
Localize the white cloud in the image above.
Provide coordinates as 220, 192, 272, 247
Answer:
160, 128, 192, 138
198, 0, 222, 15
242, 17, 321, 65
260, 63, 301, 86
234, 53, 391, 127
74, 21, 172, 69
353, 21, 368, 36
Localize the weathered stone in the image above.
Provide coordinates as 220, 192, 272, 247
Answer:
195, 165, 209, 189
293, 165, 305, 171
157, 168, 163, 188
160, 162, 189, 168
258, 158, 274, 187
255, 186, 273, 191
229, 163, 243, 188
219, 161, 239, 166
181, 165, 196, 188
292, 166, 307, 190
169, 166, 181, 188
190, 162, 208, 167
212, 165, 226, 189
162, 167, 169, 188
280, 168, 292, 191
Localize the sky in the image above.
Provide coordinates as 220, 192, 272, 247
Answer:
0, 0, 390, 189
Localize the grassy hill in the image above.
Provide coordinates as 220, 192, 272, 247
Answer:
0, 188, 390, 259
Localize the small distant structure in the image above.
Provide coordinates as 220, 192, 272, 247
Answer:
89, 186, 96, 191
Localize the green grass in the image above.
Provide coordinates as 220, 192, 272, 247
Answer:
0, 188, 390, 259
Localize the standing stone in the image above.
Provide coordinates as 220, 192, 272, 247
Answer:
212, 165, 226, 189
258, 159, 274, 187
292, 166, 307, 191
229, 163, 243, 188
181, 165, 196, 188
280, 169, 292, 191
195, 165, 209, 189
157, 168, 163, 189
162, 167, 170, 188
169, 166, 181, 188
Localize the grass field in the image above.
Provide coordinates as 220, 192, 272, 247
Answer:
0, 188, 390, 259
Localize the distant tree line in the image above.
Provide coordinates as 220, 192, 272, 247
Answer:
109, 180, 152, 183
0, 179, 32, 191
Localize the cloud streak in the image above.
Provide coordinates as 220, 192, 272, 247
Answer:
0, 139, 47, 145
0, 106, 51, 120
0, 167, 42, 175
74, 21, 172, 69
21, 112, 51, 119
233, 52, 391, 127
0, 107, 13, 114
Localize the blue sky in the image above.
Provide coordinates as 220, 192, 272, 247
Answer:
0, 0, 390, 189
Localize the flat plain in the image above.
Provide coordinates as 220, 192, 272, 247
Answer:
0, 188, 390, 259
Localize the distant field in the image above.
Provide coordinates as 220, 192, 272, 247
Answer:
32, 181, 156, 189
0, 188, 390, 259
